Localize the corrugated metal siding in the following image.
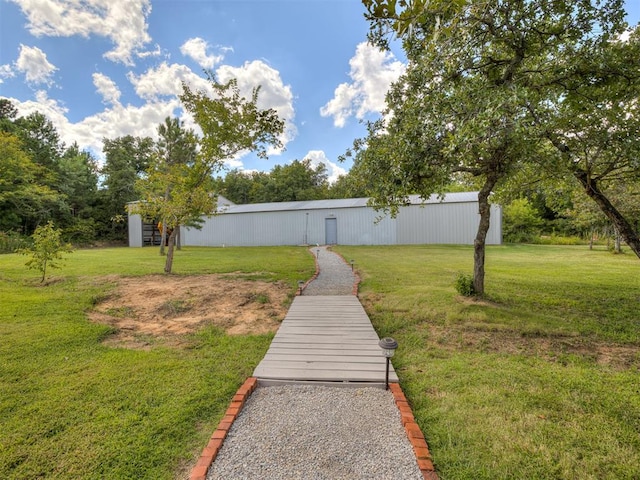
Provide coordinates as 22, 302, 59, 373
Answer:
182, 207, 397, 246
136, 192, 502, 247
128, 213, 144, 247
332, 208, 396, 245
396, 203, 502, 245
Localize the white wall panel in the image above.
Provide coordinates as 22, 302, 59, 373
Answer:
127, 213, 143, 247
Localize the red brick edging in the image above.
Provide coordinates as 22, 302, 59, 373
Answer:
189, 377, 258, 480
296, 247, 322, 295
189, 376, 438, 480
389, 383, 440, 480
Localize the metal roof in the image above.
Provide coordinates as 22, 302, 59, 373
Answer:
219, 192, 479, 214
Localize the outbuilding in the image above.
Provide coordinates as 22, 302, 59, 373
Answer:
127, 192, 502, 247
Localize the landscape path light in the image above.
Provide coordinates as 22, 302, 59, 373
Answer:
350, 259, 354, 271
378, 337, 398, 390
297, 280, 304, 295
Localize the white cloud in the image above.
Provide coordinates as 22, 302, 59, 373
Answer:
180, 38, 225, 69
10, 0, 152, 66
321, 42, 405, 127
7, 91, 182, 162
5, 58, 295, 171
127, 61, 211, 101
15, 44, 57, 85
303, 150, 347, 184
92, 72, 121, 106
0, 64, 16, 83
217, 60, 296, 153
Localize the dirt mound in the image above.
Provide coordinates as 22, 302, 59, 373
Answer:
89, 274, 291, 349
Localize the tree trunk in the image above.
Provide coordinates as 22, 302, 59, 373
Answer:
159, 221, 167, 256
573, 170, 640, 259
159, 185, 171, 256
164, 228, 178, 274
176, 226, 181, 251
473, 175, 498, 296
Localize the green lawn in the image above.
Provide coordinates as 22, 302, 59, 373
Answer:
2, 244, 639, 479
335, 244, 640, 480
0, 246, 315, 480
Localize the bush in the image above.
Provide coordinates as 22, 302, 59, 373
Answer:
62, 219, 98, 246
455, 273, 476, 297
18, 221, 73, 282
0, 231, 30, 254
531, 235, 587, 245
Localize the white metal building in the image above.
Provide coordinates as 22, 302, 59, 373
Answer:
128, 192, 502, 247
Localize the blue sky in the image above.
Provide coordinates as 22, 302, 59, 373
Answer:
1, 1, 638, 182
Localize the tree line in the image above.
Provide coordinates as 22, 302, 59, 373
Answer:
0, 98, 340, 253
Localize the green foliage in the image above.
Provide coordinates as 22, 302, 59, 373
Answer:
18, 221, 73, 282
503, 198, 544, 243
357, 0, 640, 292
219, 159, 330, 204
133, 78, 284, 273
454, 273, 476, 297
0, 131, 64, 233
0, 231, 29, 254
61, 218, 98, 246
101, 136, 154, 240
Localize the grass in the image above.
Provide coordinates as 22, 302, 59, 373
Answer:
335, 244, 640, 480
0, 246, 315, 480
3, 243, 639, 479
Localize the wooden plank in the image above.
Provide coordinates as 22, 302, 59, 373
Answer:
253, 295, 398, 385
266, 348, 383, 356
253, 368, 398, 383
259, 354, 388, 363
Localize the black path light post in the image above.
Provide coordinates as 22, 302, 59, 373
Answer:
378, 337, 398, 390
350, 259, 354, 271
298, 280, 304, 295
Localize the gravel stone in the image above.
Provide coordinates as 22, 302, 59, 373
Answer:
302, 246, 356, 296
207, 385, 423, 480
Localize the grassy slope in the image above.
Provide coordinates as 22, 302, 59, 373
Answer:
0, 246, 315, 480
335, 244, 640, 480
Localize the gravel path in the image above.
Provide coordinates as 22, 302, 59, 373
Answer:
302, 246, 356, 296
207, 385, 423, 480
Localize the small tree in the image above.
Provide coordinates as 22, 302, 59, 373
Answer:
19, 221, 73, 283
133, 74, 284, 274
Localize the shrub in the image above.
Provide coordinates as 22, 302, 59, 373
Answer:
0, 231, 29, 254
18, 221, 73, 283
455, 273, 476, 297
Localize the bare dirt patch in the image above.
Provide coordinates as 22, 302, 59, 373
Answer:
429, 324, 640, 370
89, 274, 291, 349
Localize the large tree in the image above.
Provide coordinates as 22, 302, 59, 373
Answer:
355, 0, 638, 295
533, 24, 640, 257
133, 74, 284, 273
100, 136, 154, 240
0, 132, 62, 233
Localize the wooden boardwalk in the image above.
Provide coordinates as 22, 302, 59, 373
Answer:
254, 296, 398, 387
